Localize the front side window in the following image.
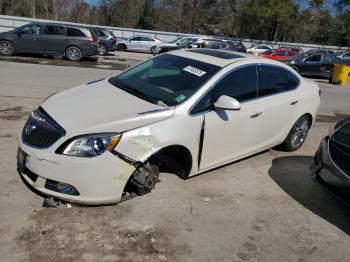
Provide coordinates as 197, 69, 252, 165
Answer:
19, 24, 41, 34
259, 65, 291, 96
130, 36, 141, 41
275, 51, 286, 56
141, 37, 152, 41
43, 25, 65, 35
305, 55, 321, 62
67, 28, 86, 37
109, 54, 220, 106
213, 65, 258, 102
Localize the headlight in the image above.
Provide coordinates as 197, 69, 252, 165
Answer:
61, 134, 121, 157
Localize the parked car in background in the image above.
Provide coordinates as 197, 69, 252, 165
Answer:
306, 49, 335, 55
17, 49, 320, 205
280, 53, 350, 78
259, 48, 299, 60
337, 51, 350, 61
311, 117, 350, 202
90, 27, 117, 55
152, 38, 246, 55
0, 22, 98, 61
223, 40, 247, 53
151, 36, 202, 54
246, 44, 273, 55
116, 36, 163, 53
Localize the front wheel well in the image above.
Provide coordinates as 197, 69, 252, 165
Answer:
148, 145, 193, 179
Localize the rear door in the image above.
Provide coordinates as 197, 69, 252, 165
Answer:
257, 65, 300, 148
14, 24, 42, 52
41, 24, 66, 54
139, 37, 155, 52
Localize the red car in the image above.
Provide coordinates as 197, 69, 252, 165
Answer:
259, 48, 299, 60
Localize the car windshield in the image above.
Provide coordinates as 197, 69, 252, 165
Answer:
109, 54, 221, 106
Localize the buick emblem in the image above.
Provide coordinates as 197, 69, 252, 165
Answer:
25, 123, 37, 136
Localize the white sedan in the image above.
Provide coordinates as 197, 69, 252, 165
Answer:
247, 45, 273, 55
17, 49, 320, 205
116, 35, 163, 53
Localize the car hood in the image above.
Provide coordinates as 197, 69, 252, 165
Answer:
41, 79, 175, 136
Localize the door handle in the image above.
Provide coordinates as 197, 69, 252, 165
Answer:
250, 112, 262, 118
290, 100, 298, 105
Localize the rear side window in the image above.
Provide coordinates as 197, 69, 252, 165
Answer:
213, 65, 258, 102
67, 28, 86, 37
259, 65, 296, 96
43, 25, 65, 35
141, 37, 153, 41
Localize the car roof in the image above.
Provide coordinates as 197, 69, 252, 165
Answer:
168, 49, 261, 67
33, 22, 87, 30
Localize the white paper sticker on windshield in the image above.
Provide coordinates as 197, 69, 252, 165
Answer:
183, 66, 207, 77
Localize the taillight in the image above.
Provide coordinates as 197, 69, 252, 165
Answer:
89, 40, 98, 45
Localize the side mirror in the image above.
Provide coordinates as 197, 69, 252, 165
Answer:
214, 95, 241, 110
16, 31, 22, 37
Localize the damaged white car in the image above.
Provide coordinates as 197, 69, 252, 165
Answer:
17, 49, 320, 205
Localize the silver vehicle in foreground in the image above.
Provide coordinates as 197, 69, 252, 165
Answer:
17, 49, 320, 205
116, 35, 163, 53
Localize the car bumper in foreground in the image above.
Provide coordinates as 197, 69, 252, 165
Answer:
310, 136, 350, 203
17, 140, 135, 205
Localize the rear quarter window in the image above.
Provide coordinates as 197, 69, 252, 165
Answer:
259, 65, 298, 96
67, 28, 86, 37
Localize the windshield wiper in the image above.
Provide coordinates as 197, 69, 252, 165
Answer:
116, 82, 159, 105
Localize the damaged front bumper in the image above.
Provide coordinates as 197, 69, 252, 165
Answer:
17, 140, 136, 205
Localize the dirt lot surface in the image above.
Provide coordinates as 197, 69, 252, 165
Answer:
0, 53, 350, 262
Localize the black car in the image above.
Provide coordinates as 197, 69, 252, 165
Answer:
311, 117, 350, 201
90, 28, 117, 55
0, 22, 98, 61
280, 53, 350, 78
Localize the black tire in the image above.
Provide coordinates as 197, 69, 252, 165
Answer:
98, 44, 108, 56
290, 65, 299, 73
117, 44, 127, 52
0, 40, 15, 56
65, 46, 82, 61
150, 45, 157, 54
280, 115, 311, 152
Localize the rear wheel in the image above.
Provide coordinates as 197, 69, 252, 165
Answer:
117, 44, 127, 52
0, 40, 15, 56
98, 44, 108, 56
290, 65, 299, 73
66, 46, 82, 61
281, 115, 311, 152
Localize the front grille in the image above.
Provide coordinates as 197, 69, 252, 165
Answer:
22, 108, 65, 148
329, 139, 350, 176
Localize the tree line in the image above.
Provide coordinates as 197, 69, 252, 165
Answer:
1, 0, 350, 46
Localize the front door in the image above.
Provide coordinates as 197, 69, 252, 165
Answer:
14, 24, 42, 53
199, 65, 263, 171
128, 36, 142, 51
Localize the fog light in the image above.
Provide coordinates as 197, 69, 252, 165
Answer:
45, 179, 80, 196
57, 182, 76, 195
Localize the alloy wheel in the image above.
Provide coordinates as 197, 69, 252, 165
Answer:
0, 41, 14, 55
290, 117, 310, 149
